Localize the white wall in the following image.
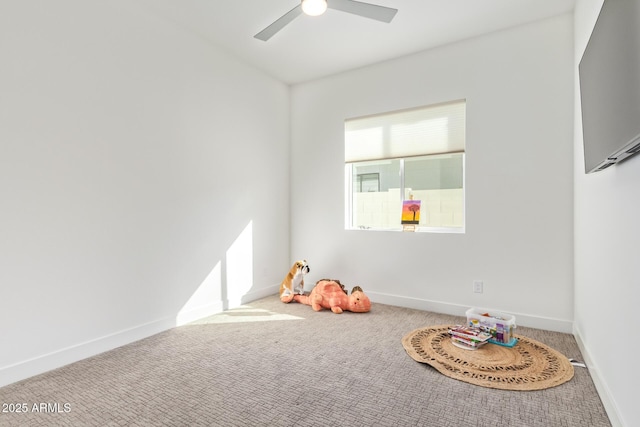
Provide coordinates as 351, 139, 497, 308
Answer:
574, 1, 638, 426
0, 0, 290, 387
291, 14, 575, 332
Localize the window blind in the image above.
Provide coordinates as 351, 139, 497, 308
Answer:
345, 99, 466, 163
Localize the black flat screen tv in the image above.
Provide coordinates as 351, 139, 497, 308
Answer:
579, 0, 640, 173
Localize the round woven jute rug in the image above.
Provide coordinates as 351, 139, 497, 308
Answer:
402, 325, 574, 391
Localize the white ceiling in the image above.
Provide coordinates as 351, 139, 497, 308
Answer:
132, 0, 576, 85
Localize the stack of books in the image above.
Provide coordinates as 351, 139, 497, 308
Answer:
448, 325, 492, 350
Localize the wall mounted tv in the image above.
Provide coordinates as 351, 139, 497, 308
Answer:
579, 0, 640, 173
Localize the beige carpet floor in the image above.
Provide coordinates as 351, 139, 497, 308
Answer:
0, 295, 611, 426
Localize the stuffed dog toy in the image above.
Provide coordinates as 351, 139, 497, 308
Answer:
279, 260, 310, 303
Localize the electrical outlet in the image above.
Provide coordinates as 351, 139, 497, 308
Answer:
473, 280, 484, 293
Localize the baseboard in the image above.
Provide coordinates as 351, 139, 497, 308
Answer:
0, 316, 175, 389
368, 291, 470, 316
368, 291, 574, 333
227, 284, 279, 308
180, 286, 278, 323
175, 301, 224, 326
573, 326, 625, 427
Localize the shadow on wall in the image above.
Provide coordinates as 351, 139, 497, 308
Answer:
175, 221, 259, 326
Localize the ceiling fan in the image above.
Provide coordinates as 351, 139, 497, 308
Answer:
254, 0, 398, 41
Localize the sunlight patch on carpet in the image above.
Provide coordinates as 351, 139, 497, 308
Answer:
189, 306, 304, 324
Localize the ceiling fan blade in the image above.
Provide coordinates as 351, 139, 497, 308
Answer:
254, 4, 303, 41
328, 0, 397, 23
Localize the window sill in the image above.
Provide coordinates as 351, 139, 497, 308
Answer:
347, 226, 465, 234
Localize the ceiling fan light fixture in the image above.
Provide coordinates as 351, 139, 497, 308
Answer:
255, 0, 397, 41
301, 0, 328, 16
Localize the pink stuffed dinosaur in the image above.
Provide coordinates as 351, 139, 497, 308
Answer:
293, 279, 371, 314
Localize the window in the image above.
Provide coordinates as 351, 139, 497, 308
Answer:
345, 100, 465, 232
357, 173, 380, 193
